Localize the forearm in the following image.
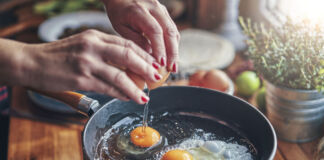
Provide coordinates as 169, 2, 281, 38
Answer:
0, 38, 30, 86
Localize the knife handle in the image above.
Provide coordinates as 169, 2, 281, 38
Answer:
28, 89, 99, 116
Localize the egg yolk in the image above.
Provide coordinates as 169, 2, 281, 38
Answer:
130, 126, 160, 148
162, 150, 193, 160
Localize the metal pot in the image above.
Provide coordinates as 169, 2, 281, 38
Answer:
265, 81, 324, 142
37, 86, 277, 159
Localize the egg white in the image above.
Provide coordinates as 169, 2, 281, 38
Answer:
156, 139, 253, 160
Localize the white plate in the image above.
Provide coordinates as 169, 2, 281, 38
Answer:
38, 11, 117, 42
179, 29, 235, 74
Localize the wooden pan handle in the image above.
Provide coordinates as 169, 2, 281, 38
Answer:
28, 89, 100, 116
32, 90, 85, 109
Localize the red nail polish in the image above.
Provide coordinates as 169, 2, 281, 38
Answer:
154, 73, 162, 80
160, 57, 166, 66
141, 96, 149, 103
152, 62, 160, 70
172, 63, 177, 72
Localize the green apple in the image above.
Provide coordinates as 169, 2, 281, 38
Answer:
256, 87, 266, 113
236, 71, 260, 97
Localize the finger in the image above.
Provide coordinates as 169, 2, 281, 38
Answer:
96, 32, 156, 66
89, 77, 130, 101
97, 42, 161, 82
115, 25, 152, 53
93, 63, 149, 104
150, 5, 180, 72
130, 10, 166, 66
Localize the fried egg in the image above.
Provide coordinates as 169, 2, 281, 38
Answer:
130, 126, 161, 148
159, 140, 253, 160
162, 149, 193, 160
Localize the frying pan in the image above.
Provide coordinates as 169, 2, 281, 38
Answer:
37, 86, 277, 160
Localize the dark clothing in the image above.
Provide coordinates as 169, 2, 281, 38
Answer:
0, 86, 10, 160
0, 115, 9, 160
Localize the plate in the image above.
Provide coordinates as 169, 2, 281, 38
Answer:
178, 29, 235, 74
38, 11, 117, 42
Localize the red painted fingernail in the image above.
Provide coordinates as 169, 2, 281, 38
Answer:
152, 62, 160, 70
172, 63, 177, 72
154, 73, 162, 80
160, 57, 166, 66
141, 95, 149, 103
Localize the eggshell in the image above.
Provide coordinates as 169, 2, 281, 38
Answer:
126, 67, 170, 90
147, 67, 170, 90
126, 70, 146, 90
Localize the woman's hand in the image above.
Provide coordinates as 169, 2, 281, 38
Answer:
0, 30, 162, 104
103, 0, 180, 72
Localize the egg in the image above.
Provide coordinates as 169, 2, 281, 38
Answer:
130, 126, 161, 148
188, 140, 253, 160
126, 67, 170, 90
126, 70, 146, 89
147, 67, 170, 90
162, 150, 193, 160
201, 69, 229, 92
189, 70, 207, 86
158, 139, 253, 160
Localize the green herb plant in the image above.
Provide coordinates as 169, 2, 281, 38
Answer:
239, 17, 324, 91
34, 0, 103, 17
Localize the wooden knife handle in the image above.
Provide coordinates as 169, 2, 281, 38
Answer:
29, 89, 85, 109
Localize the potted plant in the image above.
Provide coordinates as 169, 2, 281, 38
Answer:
239, 17, 324, 142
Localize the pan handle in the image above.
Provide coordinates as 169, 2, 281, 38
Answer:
29, 89, 100, 116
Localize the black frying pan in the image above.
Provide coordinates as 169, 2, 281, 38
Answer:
36, 86, 277, 160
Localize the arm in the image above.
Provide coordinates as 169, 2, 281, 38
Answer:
0, 30, 162, 104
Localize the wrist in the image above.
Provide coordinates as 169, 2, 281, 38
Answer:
0, 39, 30, 86
15, 44, 43, 87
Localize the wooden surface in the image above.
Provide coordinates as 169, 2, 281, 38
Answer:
8, 87, 85, 160
8, 117, 84, 160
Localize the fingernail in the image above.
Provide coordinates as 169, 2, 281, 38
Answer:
152, 62, 160, 70
160, 57, 166, 67
154, 73, 162, 80
141, 95, 149, 103
172, 63, 177, 73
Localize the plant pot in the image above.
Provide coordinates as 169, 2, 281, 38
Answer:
265, 81, 324, 143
